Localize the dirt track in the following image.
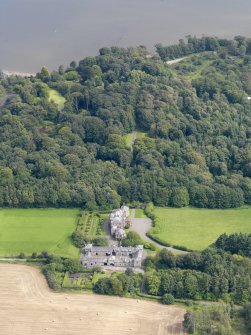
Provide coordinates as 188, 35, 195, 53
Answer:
0, 264, 185, 335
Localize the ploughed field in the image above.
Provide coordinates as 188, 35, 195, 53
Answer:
0, 264, 185, 335
0, 209, 79, 258
149, 206, 251, 251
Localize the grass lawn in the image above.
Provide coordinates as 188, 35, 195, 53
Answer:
0, 209, 79, 258
135, 209, 147, 218
149, 206, 251, 251
48, 89, 65, 110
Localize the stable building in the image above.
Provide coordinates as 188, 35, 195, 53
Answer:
81, 244, 144, 268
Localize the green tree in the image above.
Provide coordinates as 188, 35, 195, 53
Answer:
170, 187, 189, 207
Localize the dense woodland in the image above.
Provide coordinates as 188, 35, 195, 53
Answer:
0, 36, 251, 209
143, 248, 251, 304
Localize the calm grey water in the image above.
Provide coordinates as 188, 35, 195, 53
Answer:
1, 0, 251, 72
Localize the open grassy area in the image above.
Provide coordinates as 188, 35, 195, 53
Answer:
136, 131, 147, 140
0, 209, 79, 258
124, 132, 134, 148
149, 206, 251, 251
124, 131, 147, 148
48, 88, 65, 110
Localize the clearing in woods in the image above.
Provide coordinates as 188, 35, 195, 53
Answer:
48, 88, 65, 110
124, 131, 147, 149
0, 209, 79, 258
149, 206, 251, 251
0, 264, 185, 335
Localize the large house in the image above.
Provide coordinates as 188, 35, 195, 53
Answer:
109, 205, 130, 240
81, 244, 144, 268
80, 205, 144, 269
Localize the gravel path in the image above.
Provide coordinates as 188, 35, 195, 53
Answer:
131, 131, 137, 152
103, 219, 118, 246
166, 56, 189, 65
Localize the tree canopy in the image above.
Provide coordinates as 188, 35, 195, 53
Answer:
0, 36, 251, 209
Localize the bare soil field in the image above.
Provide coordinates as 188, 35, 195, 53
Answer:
0, 264, 185, 335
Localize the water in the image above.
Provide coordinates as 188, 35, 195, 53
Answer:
0, 0, 251, 72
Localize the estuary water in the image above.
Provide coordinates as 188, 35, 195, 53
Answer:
0, 0, 251, 72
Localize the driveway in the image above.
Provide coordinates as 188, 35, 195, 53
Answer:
131, 213, 188, 254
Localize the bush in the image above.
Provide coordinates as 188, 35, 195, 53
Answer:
18, 252, 26, 259
121, 231, 143, 247
183, 311, 195, 334
93, 277, 124, 296
63, 259, 83, 273
71, 231, 89, 248
161, 293, 175, 305
92, 236, 108, 246
42, 268, 61, 290
31, 252, 37, 259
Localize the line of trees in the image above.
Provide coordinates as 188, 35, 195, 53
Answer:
143, 248, 251, 304
155, 35, 251, 60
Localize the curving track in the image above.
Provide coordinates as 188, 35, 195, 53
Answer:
0, 264, 185, 335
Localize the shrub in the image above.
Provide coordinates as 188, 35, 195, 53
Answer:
31, 252, 37, 259
42, 268, 61, 290
183, 311, 195, 333
121, 231, 143, 247
93, 277, 124, 296
161, 293, 175, 305
18, 252, 26, 259
71, 231, 89, 248
63, 259, 83, 273
92, 236, 108, 246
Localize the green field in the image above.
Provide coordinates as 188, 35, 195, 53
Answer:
0, 209, 79, 258
149, 207, 251, 251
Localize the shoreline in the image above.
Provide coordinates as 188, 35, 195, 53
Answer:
1, 69, 36, 77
